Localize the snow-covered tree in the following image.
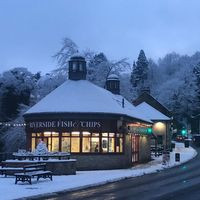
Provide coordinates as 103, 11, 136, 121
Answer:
35, 140, 48, 154
88, 52, 130, 87
0, 68, 38, 120
1, 104, 28, 152
130, 50, 149, 95
53, 38, 79, 69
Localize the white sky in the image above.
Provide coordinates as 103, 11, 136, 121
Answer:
0, 0, 200, 74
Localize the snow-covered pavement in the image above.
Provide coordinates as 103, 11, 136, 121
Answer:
0, 142, 197, 200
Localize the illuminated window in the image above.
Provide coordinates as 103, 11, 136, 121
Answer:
116, 133, 124, 153
102, 138, 108, 153
62, 137, 70, 152
91, 137, 99, 152
82, 131, 91, 136
47, 137, 51, 151
30, 131, 124, 154
52, 137, 59, 152
52, 132, 59, 136
92, 133, 99, 137
82, 137, 91, 152
31, 132, 59, 152
102, 133, 108, 137
119, 138, 123, 153
62, 132, 70, 136
109, 138, 115, 152
44, 132, 51, 136
72, 131, 80, 136
71, 138, 80, 152
31, 138, 36, 150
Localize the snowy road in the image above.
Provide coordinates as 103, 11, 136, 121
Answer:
0, 143, 196, 200
36, 146, 200, 200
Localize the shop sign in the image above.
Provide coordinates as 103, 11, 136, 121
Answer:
28, 120, 101, 129
128, 126, 152, 135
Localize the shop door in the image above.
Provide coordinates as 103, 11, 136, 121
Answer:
132, 135, 140, 163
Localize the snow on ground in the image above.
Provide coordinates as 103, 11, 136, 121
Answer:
0, 142, 197, 200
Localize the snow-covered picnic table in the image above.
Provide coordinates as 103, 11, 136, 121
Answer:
13, 153, 71, 161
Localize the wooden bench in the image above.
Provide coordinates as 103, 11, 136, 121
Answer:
0, 167, 24, 177
0, 161, 26, 177
15, 163, 53, 184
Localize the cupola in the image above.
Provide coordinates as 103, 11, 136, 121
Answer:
68, 54, 87, 80
106, 74, 120, 95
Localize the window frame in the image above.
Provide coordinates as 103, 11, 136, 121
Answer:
31, 131, 125, 154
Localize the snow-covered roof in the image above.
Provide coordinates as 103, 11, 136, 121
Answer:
107, 74, 119, 80
134, 102, 171, 121
25, 80, 152, 123
71, 52, 84, 58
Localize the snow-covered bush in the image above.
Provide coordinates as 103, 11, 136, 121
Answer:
35, 140, 48, 155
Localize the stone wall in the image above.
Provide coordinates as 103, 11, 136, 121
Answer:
45, 160, 77, 175
70, 134, 151, 170
71, 134, 132, 170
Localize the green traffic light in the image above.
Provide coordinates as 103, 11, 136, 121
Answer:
181, 129, 187, 136
147, 128, 152, 134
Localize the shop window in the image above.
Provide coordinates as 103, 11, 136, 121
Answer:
82, 132, 91, 152
109, 138, 115, 152
119, 138, 123, 153
61, 137, 70, 152
102, 133, 108, 137
102, 138, 108, 153
47, 137, 51, 151
44, 132, 51, 136
91, 137, 99, 152
31, 138, 36, 150
72, 131, 80, 136
31, 131, 124, 154
52, 132, 59, 136
92, 133, 99, 137
62, 132, 71, 152
71, 138, 80, 152
116, 134, 124, 153
52, 137, 59, 152
31, 132, 59, 152
82, 137, 91, 152
36, 138, 44, 147
62, 132, 70, 136
71, 131, 80, 152
82, 131, 91, 136
109, 133, 115, 137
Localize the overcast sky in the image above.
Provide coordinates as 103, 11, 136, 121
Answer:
0, 0, 200, 74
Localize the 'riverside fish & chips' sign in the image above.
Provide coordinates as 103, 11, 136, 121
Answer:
28, 120, 102, 130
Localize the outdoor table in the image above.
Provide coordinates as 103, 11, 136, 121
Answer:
13, 153, 71, 161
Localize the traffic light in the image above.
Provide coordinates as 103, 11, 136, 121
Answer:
181, 129, 187, 136
147, 127, 153, 134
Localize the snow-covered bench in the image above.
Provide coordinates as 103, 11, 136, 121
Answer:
0, 167, 24, 177
0, 162, 26, 177
14, 163, 53, 184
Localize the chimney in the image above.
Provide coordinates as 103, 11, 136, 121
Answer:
106, 74, 120, 95
68, 55, 87, 80
140, 86, 150, 95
